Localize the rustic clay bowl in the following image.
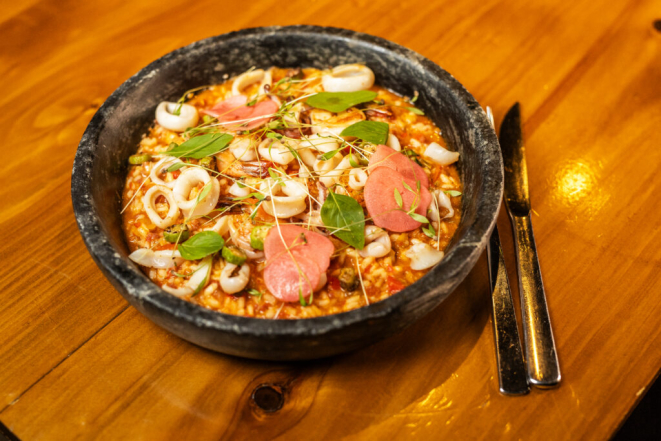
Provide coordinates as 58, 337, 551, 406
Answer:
71, 25, 502, 360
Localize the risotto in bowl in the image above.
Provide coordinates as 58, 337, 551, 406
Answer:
72, 26, 502, 360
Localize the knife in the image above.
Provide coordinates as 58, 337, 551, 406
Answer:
499, 103, 561, 387
487, 224, 530, 395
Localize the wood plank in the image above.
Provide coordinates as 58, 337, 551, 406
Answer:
0, 263, 491, 440
0, 0, 660, 438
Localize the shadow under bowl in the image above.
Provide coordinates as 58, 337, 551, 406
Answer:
71, 25, 503, 361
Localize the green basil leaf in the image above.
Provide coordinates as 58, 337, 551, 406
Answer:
407, 107, 424, 115
320, 191, 365, 249
444, 190, 462, 197
340, 121, 389, 145
394, 188, 403, 208
306, 91, 378, 113
178, 231, 225, 260
166, 133, 233, 159
408, 212, 429, 224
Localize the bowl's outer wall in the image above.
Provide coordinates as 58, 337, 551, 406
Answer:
71, 26, 503, 360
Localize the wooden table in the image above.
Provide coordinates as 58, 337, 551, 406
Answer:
1, 0, 660, 439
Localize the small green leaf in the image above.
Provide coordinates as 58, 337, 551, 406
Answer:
340, 121, 389, 145
348, 153, 359, 168
306, 91, 378, 113
236, 181, 246, 188
191, 256, 213, 296
394, 188, 403, 208
299, 287, 308, 306
247, 288, 263, 300
320, 149, 340, 161
166, 133, 233, 159
232, 192, 265, 201
246, 98, 257, 107
402, 148, 419, 158
195, 181, 212, 205
266, 132, 283, 140
445, 190, 462, 197
402, 181, 414, 192
320, 191, 365, 249
250, 200, 263, 220
284, 143, 301, 160
422, 223, 437, 239
166, 162, 187, 173
268, 167, 280, 180
407, 107, 424, 115
408, 212, 429, 224
178, 231, 225, 260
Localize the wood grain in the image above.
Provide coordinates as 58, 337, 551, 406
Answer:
1, 0, 660, 439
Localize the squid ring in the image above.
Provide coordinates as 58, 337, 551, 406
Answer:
260, 178, 307, 218
150, 157, 184, 188
424, 142, 460, 165
322, 64, 375, 92
173, 168, 220, 218
129, 248, 183, 269
232, 69, 272, 96
155, 102, 199, 132
359, 226, 391, 258
142, 185, 179, 229
349, 168, 368, 190
258, 138, 296, 165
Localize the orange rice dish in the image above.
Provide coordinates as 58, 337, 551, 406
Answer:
121, 64, 462, 319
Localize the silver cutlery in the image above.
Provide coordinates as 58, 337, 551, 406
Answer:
487, 224, 530, 395
485, 107, 529, 395
499, 102, 561, 388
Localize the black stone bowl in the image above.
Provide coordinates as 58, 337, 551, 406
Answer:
71, 25, 502, 360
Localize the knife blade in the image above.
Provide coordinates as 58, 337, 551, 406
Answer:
487, 225, 530, 395
500, 103, 561, 387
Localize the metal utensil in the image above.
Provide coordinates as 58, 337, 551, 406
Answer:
487, 225, 530, 395
499, 102, 561, 387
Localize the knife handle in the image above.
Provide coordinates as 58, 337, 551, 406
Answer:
510, 214, 561, 387
487, 226, 530, 395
